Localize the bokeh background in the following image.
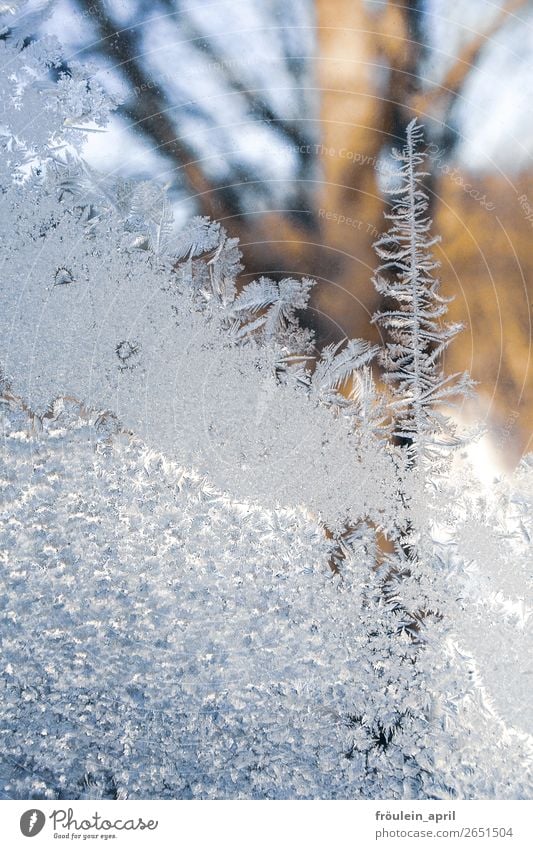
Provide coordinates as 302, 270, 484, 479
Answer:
8, 0, 533, 467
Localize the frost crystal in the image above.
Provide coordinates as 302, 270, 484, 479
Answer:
372, 119, 472, 449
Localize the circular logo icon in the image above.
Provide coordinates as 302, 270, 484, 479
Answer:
20, 809, 46, 837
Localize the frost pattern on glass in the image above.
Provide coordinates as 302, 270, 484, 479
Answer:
0, 34, 397, 530
0, 19, 532, 801
0, 404, 531, 800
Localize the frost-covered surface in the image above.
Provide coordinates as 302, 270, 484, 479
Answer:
0, 179, 398, 530
1, 402, 531, 800
1, 23, 532, 801
0, 27, 397, 530
450, 457, 533, 735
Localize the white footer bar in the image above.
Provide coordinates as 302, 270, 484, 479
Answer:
2, 799, 532, 848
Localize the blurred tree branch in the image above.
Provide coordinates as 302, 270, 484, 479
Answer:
77, 0, 257, 219
410, 0, 529, 125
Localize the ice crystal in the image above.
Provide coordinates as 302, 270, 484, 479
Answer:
372, 119, 473, 449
